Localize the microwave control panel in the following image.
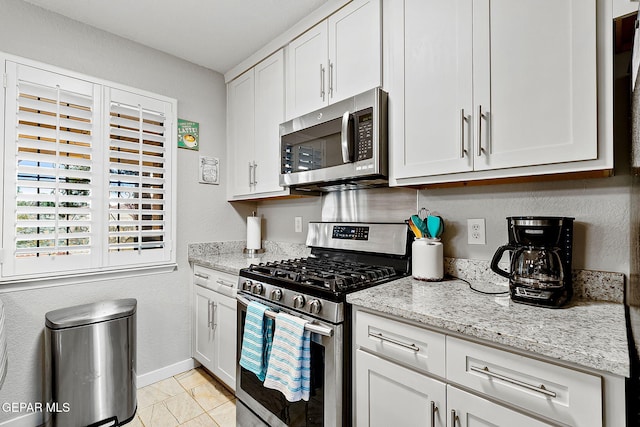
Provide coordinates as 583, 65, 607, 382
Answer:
355, 108, 374, 161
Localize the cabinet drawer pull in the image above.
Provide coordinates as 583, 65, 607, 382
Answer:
430, 401, 438, 427
195, 272, 210, 280
368, 332, 420, 352
450, 409, 458, 426
470, 365, 557, 398
216, 279, 234, 288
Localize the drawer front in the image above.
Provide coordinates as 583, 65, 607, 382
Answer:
193, 265, 237, 298
355, 309, 445, 377
446, 336, 602, 427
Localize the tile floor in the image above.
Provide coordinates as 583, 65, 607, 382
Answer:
123, 367, 236, 427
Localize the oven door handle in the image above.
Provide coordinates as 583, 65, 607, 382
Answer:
237, 295, 334, 337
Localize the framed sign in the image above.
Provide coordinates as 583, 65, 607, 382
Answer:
199, 156, 219, 185
178, 119, 199, 150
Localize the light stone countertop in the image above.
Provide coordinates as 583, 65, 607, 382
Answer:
347, 276, 630, 378
188, 241, 310, 275
188, 241, 629, 377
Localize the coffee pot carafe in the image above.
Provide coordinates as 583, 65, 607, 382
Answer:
490, 217, 574, 307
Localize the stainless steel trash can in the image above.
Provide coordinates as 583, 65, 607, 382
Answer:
44, 299, 137, 427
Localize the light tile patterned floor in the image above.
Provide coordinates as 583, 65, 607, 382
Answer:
123, 367, 236, 427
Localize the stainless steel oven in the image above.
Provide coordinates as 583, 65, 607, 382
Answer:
236, 295, 343, 427
236, 222, 411, 426
279, 88, 388, 192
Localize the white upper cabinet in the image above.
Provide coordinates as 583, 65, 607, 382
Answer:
613, 0, 637, 17
254, 52, 286, 194
227, 50, 289, 200
286, 0, 381, 120
388, 0, 610, 186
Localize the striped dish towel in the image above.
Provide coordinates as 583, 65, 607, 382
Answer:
263, 312, 311, 402
239, 301, 273, 381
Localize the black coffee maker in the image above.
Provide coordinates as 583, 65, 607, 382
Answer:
490, 216, 574, 307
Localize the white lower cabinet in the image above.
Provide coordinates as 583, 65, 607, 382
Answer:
447, 386, 550, 427
192, 265, 237, 391
355, 349, 446, 427
353, 308, 618, 426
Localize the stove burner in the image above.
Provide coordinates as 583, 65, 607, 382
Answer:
246, 258, 397, 293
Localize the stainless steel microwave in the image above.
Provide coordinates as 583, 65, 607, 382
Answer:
279, 87, 388, 192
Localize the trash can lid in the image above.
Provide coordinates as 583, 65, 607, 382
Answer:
45, 298, 137, 329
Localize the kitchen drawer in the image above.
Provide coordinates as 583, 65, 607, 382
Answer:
446, 336, 602, 427
354, 309, 445, 377
193, 265, 237, 299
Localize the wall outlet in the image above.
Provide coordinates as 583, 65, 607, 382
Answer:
294, 216, 303, 233
467, 218, 486, 245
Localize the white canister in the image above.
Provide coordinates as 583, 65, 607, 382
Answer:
412, 238, 444, 281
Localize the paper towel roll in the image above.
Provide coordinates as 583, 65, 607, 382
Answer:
412, 239, 443, 281
247, 216, 262, 250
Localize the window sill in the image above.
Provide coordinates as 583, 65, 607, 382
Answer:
0, 263, 178, 293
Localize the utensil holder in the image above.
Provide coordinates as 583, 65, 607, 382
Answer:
412, 238, 443, 281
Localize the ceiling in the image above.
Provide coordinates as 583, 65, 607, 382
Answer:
21, 0, 328, 74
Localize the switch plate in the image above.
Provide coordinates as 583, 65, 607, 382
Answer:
467, 218, 486, 245
294, 216, 303, 233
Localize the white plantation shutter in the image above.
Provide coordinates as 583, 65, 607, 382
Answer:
2, 63, 101, 277
106, 88, 173, 266
1, 58, 176, 281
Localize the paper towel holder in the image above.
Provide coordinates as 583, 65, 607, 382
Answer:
244, 212, 265, 255
243, 248, 265, 255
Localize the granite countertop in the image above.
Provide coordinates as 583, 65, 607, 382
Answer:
188, 241, 311, 275
347, 276, 630, 378
189, 241, 629, 377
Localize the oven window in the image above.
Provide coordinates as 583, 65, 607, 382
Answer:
240, 310, 325, 426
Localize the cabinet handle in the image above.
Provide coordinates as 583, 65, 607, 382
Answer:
320, 64, 325, 101
252, 161, 257, 185
216, 279, 235, 288
450, 409, 458, 426
368, 332, 420, 352
207, 300, 213, 328
470, 365, 557, 398
430, 401, 438, 427
329, 61, 334, 98
460, 109, 468, 158
248, 162, 253, 186
477, 105, 486, 157
211, 302, 217, 332
194, 272, 210, 280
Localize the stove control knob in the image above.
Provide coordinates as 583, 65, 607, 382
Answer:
308, 299, 322, 315
293, 295, 306, 309
243, 280, 252, 291
270, 289, 283, 301
252, 283, 263, 295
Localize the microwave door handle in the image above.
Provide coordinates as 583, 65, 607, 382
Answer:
341, 111, 352, 163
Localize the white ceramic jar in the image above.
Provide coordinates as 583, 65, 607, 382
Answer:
412, 238, 443, 281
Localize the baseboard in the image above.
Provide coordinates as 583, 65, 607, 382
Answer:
136, 358, 198, 388
0, 359, 198, 427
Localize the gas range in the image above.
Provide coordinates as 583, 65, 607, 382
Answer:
237, 222, 411, 324
236, 222, 411, 427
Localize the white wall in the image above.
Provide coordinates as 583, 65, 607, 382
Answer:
0, 0, 253, 422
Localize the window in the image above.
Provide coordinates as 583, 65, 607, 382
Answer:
1, 58, 176, 281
